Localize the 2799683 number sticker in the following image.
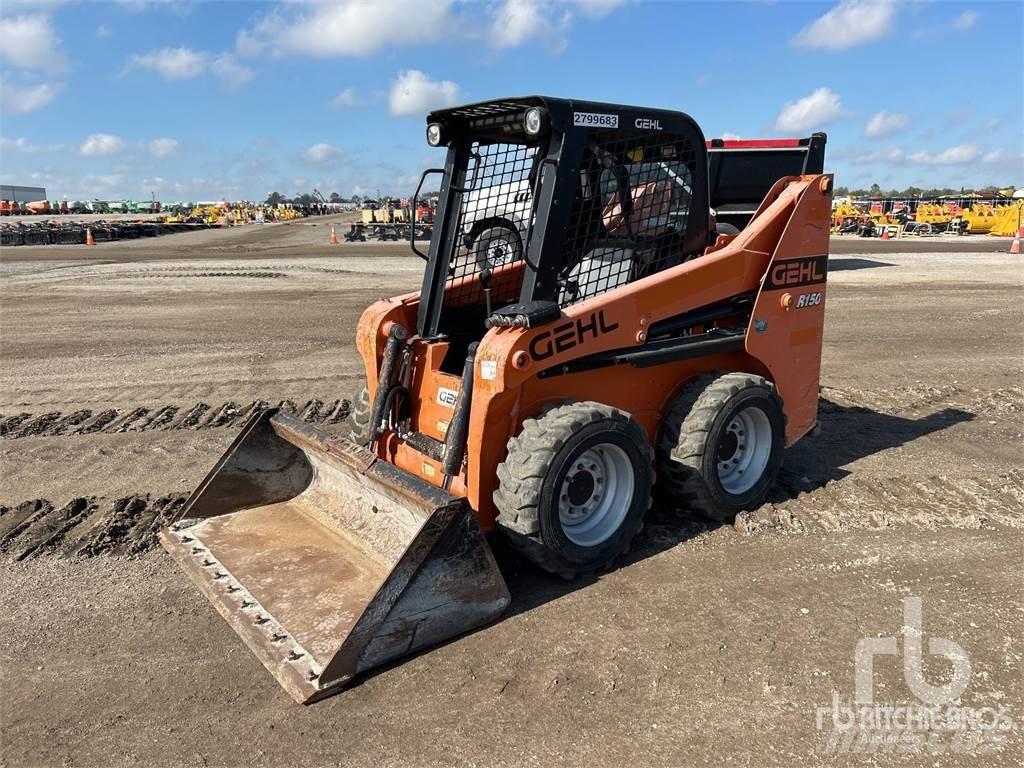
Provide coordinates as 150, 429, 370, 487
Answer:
573, 112, 619, 128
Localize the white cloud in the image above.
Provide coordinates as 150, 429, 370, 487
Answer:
846, 146, 905, 165
0, 137, 36, 152
905, 144, 979, 165
952, 10, 977, 31
981, 149, 1005, 164
0, 136, 66, 152
130, 46, 208, 79
489, 0, 570, 51
330, 88, 357, 108
237, 0, 455, 58
236, 0, 624, 58
864, 111, 908, 138
149, 138, 179, 157
304, 143, 344, 163
791, 0, 895, 51
96, 24, 112, 38
389, 69, 460, 116
775, 88, 847, 132
209, 54, 254, 85
80, 133, 124, 157
0, 13, 66, 70
571, 0, 628, 19
128, 47, 253, 86
720, 132, 741, 140
0, 80, 58, 113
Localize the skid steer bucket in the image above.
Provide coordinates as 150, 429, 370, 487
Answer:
158, 409, 510, 704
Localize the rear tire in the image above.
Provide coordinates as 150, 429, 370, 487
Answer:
657, 373, 784, 522
344, 384, 371, 445
494, 402, 653, 577
471, 225, 522, 270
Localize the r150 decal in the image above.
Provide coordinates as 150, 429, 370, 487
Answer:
529, 310, 619, 361
764, 255, 828, 290
796, 291, 823, 308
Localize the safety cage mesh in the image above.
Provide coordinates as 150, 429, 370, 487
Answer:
558, 132, 697, 307
444, 141, 535, 309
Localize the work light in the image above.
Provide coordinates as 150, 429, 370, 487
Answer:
523, 107, 544, 135
426, 123, 444, 146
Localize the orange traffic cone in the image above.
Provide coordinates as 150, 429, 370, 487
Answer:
86, 227, 95, 246
330, 225, 339, 245
1010, 237, 1021, 255
880, 227, 890, 240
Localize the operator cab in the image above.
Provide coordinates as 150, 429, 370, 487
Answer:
411, 97, 709, 371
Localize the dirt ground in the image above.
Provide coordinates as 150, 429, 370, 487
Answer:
1, 223, 1022, 767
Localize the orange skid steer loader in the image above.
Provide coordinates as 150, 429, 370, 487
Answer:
160, 97, 831, 703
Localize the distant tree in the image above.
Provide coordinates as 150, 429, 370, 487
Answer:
265, 192, 283, 206
869, 183, 882, 197
834, 185, 850, 196
351, 194, 363, 204
329, 192, 342, 203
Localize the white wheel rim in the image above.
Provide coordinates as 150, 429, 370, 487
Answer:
558, 443, 634, 547
716, 405, 772, 495
484, 236, 515, 266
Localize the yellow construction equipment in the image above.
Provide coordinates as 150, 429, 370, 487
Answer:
989, 201, 1024, 236
960, 204, 996, 234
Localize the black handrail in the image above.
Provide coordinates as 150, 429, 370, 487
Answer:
410, 168, 445, 261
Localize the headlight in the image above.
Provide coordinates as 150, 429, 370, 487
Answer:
523, 107, 544, 135
426, 123, 444, 147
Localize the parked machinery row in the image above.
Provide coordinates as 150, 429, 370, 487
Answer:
344, 198, 436, 241
0, 199, 164, 216
832, 198, 1024, 237
0, 219, 219, 247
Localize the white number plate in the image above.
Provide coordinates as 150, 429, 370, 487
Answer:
573, 112, 619, 128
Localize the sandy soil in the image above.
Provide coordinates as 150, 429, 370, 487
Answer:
1, 224, 1022, 766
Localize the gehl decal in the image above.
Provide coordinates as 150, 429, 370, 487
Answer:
764, 255, 828, 290
530, 311, 619, 361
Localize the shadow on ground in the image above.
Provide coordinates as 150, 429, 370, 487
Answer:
499, 398, 975, 616
828, 257, 895, 272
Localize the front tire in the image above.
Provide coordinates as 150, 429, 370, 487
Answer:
657, 373, 784, 522
494, 402, 653, 577
344, 384, 371, 445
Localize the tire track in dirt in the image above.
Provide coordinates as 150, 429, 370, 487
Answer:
0, 494, 188, 561
0, 397, 352, 439
4, 471, 1021, 562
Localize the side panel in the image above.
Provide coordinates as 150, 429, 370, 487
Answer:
745, 176, 832, 443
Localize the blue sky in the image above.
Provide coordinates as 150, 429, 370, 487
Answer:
1, 0, 1021, 201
